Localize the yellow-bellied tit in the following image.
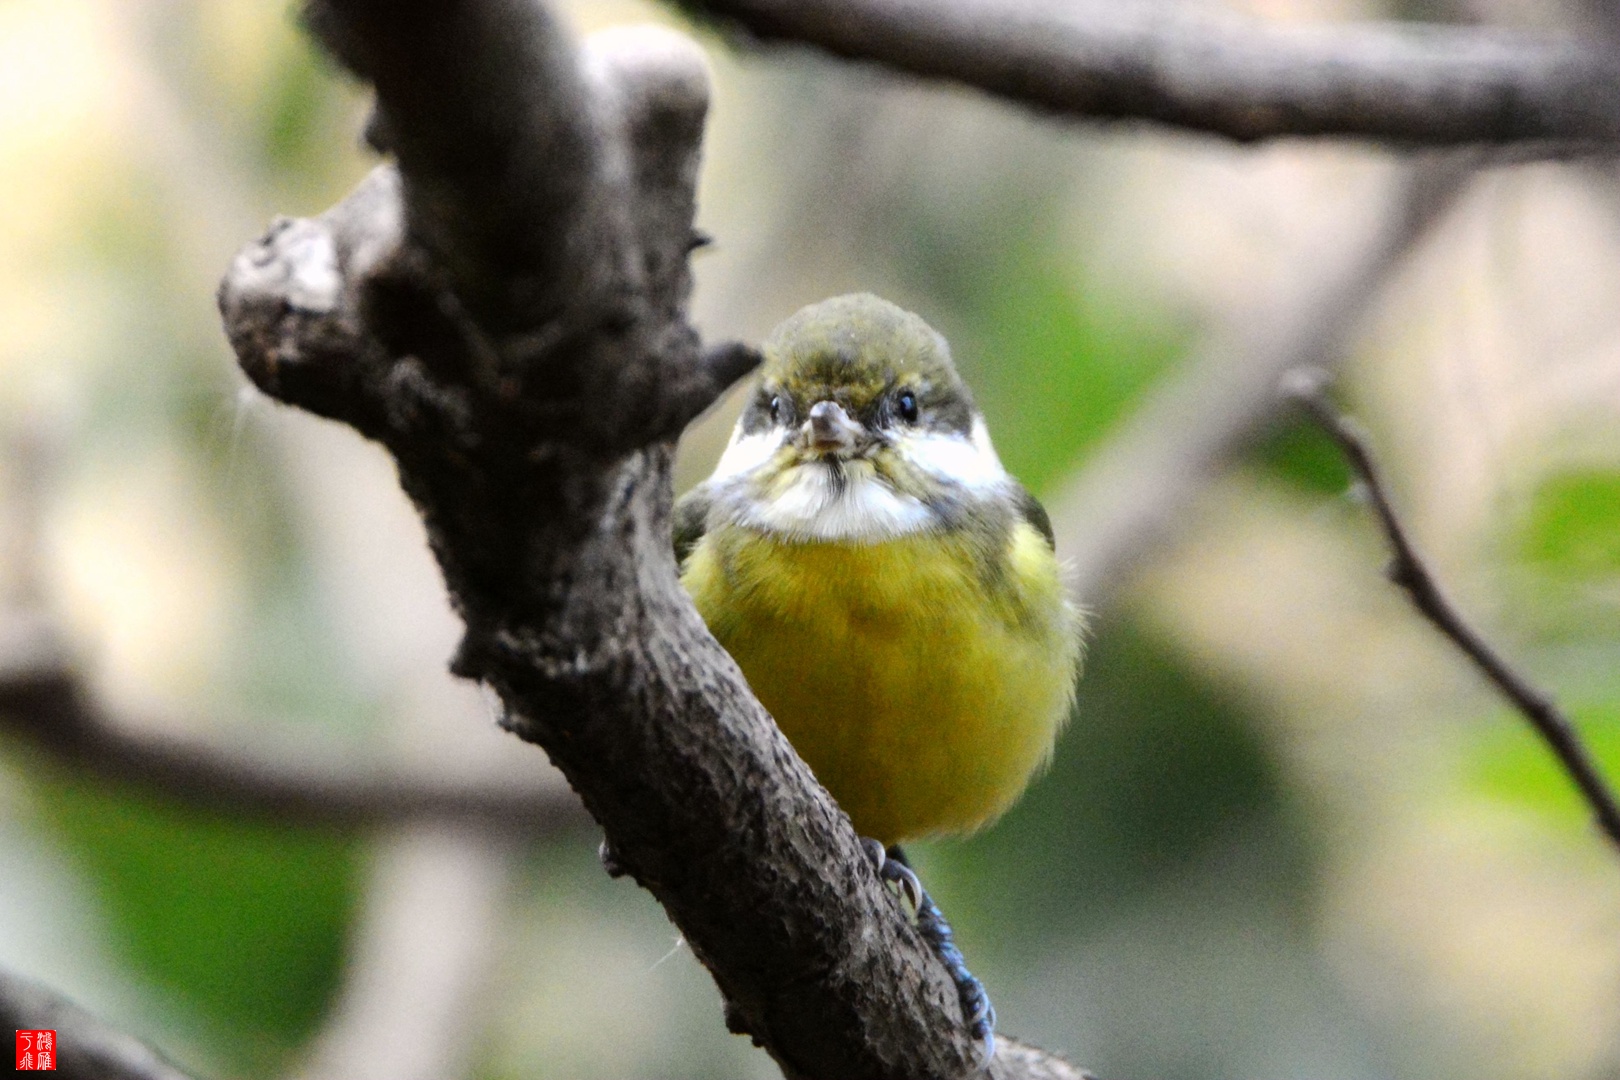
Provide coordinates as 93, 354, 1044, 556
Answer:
674, 293, 1083, 1060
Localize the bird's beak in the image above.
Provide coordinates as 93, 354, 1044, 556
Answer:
804, 400, 863, 455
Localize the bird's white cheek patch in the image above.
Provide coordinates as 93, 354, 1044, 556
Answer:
898, 420, 1009, 493
709, 429, 783, 483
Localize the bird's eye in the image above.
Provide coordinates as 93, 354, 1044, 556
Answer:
896, 390, 919, 424
769, 395, 783, 423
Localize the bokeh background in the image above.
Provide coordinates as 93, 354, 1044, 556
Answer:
1, 1, 1618, 1078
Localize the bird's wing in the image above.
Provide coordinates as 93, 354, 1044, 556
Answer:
1014, 483, 1056, 550
672, 483, 713, 569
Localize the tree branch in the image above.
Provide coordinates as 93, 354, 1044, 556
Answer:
0, 969, 199, 1080
677, 0, 1620, 149
1285, 372, 1620, 856
219, 7, 1057, 1078
0, 621, 588, 836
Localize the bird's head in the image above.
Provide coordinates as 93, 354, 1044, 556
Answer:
704, 294, 1010, 542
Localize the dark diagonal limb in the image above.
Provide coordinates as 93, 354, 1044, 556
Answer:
217, 6, 1056, 1078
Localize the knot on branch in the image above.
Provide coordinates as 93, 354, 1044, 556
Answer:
218, 23, 755, 466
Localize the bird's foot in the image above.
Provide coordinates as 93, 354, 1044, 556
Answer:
862, 840, 997, 1068
862, 837, 923, 908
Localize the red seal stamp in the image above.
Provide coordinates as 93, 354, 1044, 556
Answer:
15, 1029, 56, 1070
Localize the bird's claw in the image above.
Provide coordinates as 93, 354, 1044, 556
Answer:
864, 838, 924, 913
861, 837, 886, 874
885, 861, 925, 913
963, 991, 997, 1066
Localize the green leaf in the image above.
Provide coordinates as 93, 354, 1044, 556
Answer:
1249, 415, 1354, 495
37, 776, 358, 1075
1466, 702, 1620, 826
1519, 469, 1620, 577
1470, 702, 1620, 829
969, 253, 1184, 494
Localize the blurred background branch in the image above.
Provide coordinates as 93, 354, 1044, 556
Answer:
0, 636, 589, 836
0, 405, 587, 839
1050, 154, 1475, 608
680, 0, 1620, 147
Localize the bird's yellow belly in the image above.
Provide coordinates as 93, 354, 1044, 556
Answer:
682, 526, 1077, 845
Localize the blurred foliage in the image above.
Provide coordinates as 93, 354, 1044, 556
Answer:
35, 776, 358, 1074
1518, 469, 1620, 578
259, 45, 348, 179
1250, 414, 1356, 495
970, 246, 1185, 494
82, 4, 374, 723
1466, 703, 1620, 828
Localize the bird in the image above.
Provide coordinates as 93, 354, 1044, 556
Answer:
674, 292, 1083, 1061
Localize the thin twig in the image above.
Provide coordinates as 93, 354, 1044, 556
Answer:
680, 0, 1620, 149
1285, 370, 1620, 856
